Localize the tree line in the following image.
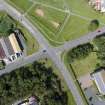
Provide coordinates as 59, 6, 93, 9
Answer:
67, 43, 94, 63
93, 34, 105, 66
0, 61, 68, 105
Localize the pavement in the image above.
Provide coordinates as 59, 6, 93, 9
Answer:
56, 27, 105, 52
0, 0, 105, 105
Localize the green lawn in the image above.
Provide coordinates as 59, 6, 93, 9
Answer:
71, 52, 98, 77
34, 0, 65, 9
26, 4, 67, 45
66, 0, 105, 23
7, 0, 33, 13
39, 58, 76, 105
60, 15, 90, 41
7, 0, 105, 46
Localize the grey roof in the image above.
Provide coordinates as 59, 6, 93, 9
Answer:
3, 37, 15, 55
93, 69, 105, 95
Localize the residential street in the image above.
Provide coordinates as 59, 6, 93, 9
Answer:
1, 0, 105, 105
56, 26, 105, 52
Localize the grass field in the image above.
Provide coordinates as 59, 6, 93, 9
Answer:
39, 58, 76, 105
34, 0, 66, 9
7, 0, 33, 13
71, 52, 98, 77
7, 0, 105, 46
26, 4, 67, 44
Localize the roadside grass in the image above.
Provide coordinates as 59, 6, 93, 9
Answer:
17, 24, 39, 55
39, 58, 76, 105
71, 52, 98, 77
7, 0, 33, 13
63, 52, 89, 105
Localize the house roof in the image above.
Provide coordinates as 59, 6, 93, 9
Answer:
92, 69, 105, 95
9, 33, 21, 53
29, 96, 37, 105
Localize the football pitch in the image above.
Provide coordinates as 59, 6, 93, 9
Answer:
7, 0, 105, 46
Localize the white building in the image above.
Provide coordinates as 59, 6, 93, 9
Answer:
89, 0, 105, 12
92, 68, 105, 95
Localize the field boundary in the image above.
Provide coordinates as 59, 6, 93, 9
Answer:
6, 0, 70, 44
29, 0, 69, 13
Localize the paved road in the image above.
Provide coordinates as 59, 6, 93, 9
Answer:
0, 1, 99, 105
0, 49, 47, 76
56, 27, 105, 52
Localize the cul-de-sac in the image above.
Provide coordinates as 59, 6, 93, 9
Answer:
0, 0, 105, 105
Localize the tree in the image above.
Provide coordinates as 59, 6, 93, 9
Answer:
67, 43, 94, 63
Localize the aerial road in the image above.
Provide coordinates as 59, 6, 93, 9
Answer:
0, 0, 97, 105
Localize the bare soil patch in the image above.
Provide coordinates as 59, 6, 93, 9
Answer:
35, 8, 44, 17
51, 21, 60, 28
79, 74, 93, 89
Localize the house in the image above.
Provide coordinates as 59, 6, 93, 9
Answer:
16, 96, 38, 105
0, 31, 25, 63
91, 68, 105, 95
89, 0, 105, 12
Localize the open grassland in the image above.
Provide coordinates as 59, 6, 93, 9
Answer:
34, 0, 66, 9
59, 15, 89, 41
66, 0, 105, 23
71, 52, 98, 77
7, 0, 105, 46
39, 58, 76, 105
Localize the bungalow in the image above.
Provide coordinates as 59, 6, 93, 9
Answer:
91, 68, 105, 95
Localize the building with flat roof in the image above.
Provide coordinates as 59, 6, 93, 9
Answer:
91, 68, 105, 95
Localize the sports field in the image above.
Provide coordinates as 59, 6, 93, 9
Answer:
7, 0, 105, 46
